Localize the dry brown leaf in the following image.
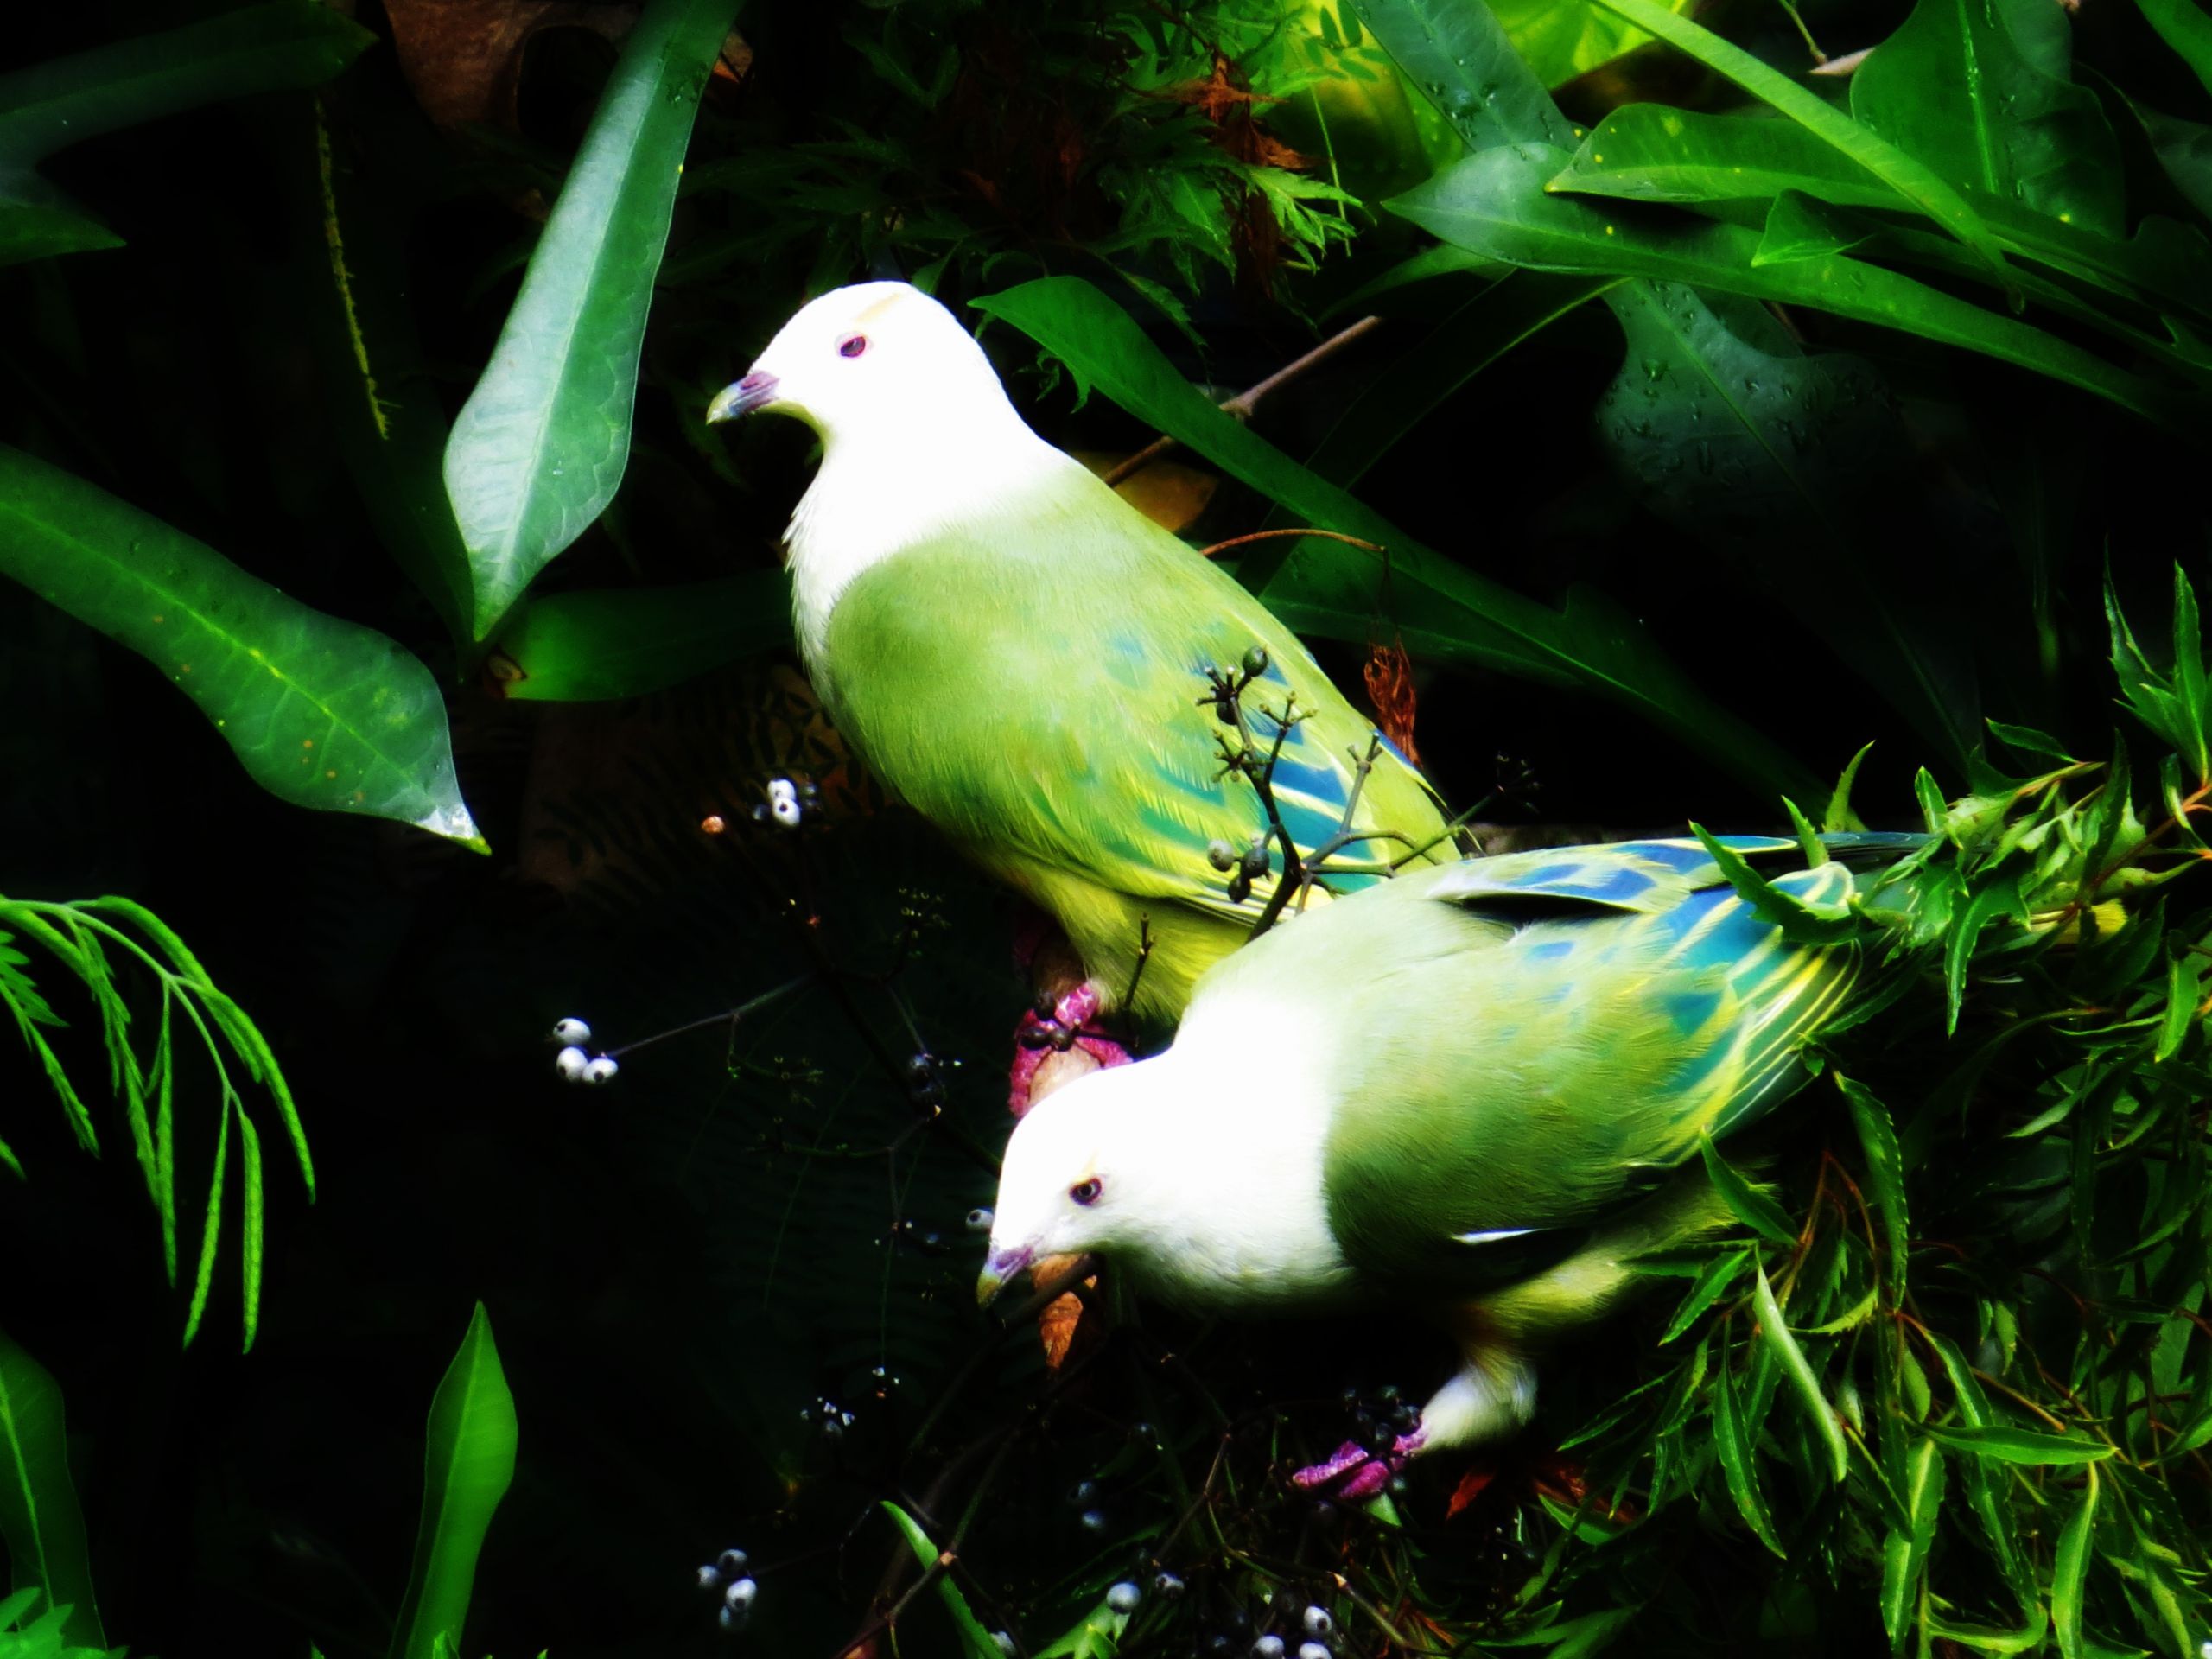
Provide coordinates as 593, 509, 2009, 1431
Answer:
1363, 638, 1421, 766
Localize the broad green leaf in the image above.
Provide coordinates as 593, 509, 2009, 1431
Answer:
390, 1304, 518, 1659
0, 2, 372, 168
490, 573, 792, 702
0, 1324, 103, 1650
1485, 0, 1699, 91
1752, 1261, 1847, 1481
1696, 1135, 1799, 1246
0, 445, 484, 850
973, 276, 1827, 804
1596, 283, 1977, 770
444, 0, 743, 639
1712, 1352, 1785, 1555
1753, 190, 1879, 264
1925, 1423, 2115, 1464
0, 197, 119, 270
1582, 0, 2018, 291
1839, 1076, 1910, 1297
1548, 102, 1902, 208
1391, 145, 2202, 432
1853, 0, 2122, 238
1553, 104, 2212, 318
2135, 0, 2212, 100
1033, 1596, 1130, 1659
879, 1503, 1002, 1659
2135, 102, 2212, 221
2052, 1465, 2098, 1659
1351, 0, 1575, 152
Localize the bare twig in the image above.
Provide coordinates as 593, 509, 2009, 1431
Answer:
1103, 315, 1383, 487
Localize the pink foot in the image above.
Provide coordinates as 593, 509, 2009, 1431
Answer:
1007, 984, 1132, 1116
1291, 1430, 1425, 1501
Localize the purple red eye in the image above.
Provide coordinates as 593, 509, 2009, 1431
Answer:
837, 334, 868, 359
1070, 1178, 1102, 1206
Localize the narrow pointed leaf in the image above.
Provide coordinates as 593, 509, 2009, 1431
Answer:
390, 1304, 518, 1659
444, 0, 744, 639
1697, 1135, 1800, 1246
1839, 1076, 1910, 1296
1925, 1423, 2115, 1463
880, 1503, 1002, 1659
0, 445, 483, 849
1753, 1260, 1848, 1481
1712, 1352, 1785, 1555
0, 1324, 103, 1650
0, 1, 372, 167
2052, 1465, 2098, 1659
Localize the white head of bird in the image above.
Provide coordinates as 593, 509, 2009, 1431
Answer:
706, 281, 1087, 657
976, 1040, 1357, 1315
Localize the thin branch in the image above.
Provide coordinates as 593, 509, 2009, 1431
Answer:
1103, 315, 1383, 486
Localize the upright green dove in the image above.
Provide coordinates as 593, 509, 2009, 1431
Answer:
978, 831, 1931, 1494
708, 283, 1453, 1093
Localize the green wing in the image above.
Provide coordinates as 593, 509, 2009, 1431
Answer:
1269, 836, 1916, 1294
815, 502, 1452, 930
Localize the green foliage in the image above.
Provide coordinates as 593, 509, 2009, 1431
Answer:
391, 1304, 518, 1659
974, 273, 1829, 804
442, 0, 742, 643
0, 1590, 111, 1659
0, 893, 310, 1350
0, 1327, 100, 1651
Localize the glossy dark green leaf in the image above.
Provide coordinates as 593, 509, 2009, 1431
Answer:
1754, 190, 1879, 264
1596, 283, 1976, 769
972, 275, 1827, 804
0, 196, 119, 270
444, 0, 743, 639
1554, 104, 2212, 318
0, 445, 483, 849
1392, 145, 2201, 431
390, 1303, 518, 1659
1925, 1423, 2115, 1464
2051, 1465, 2097, 1659
1753, 1261, 1847, 1481
1584, 0, 2018, 289
0, 2, 372, 167
1839, 1076, 1910, 1297
1853, 0, 2122, 238
2154, 950, 2202, 1062
1712, 1353, 1784, 1556
1878, 1437, 1943, 1645
1350, 0, 1574, 150
1695, 1135, 1799, 1246
880, 1502, 1001, 1659
1548, 103, 1902, 208
2136, 102, 2212, 221
1661, 1247, 1752, 1343
2136, 0, 2212, 100
491, 573, 792, 702
0, 1323, 102, 1650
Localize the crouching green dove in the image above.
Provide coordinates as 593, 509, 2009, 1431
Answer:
708, 283, 1453, 1103
978, 831, 1927, 1496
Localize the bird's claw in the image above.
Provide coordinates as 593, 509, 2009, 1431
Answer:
1290, 1430, 1425, 1501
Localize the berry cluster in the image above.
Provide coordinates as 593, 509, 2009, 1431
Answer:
549, 1018, 618, 1085
800, 1395, 855, 1443
1343, 1382, 1419, 1461
695, 1548, 757, 1633
753, 776, 820, 830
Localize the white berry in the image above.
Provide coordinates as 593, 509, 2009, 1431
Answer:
551, 1017, 590, 1044
726, 1576, 758, 1608
582, 1055, 619, 1084
556, 1046, 588, 1080
1105, 1581, 1141, 1614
